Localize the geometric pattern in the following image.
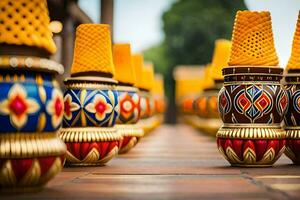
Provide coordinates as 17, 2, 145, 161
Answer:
217, 137, 285, 166
0, 72, 64, 132
234, 85, 272, 122
0, 156, 65, 187
116, 90, 140, 124
219, 84, 286, 124
63, 89, 119, 128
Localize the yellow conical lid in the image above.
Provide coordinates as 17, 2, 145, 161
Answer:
211, 39, 231, 80
140, 63, 155, 91
113, 43, 136, 85
152, 74, 164, 96
0, 0, 56, 54
132, 54, 144, 88
71, 24, 114, 76
175, 78, 203, 100
203, 64, 214, 89
228, 11, 279, 66
286, 11, 300, 70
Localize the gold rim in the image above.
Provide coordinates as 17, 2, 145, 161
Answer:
115, 85, 138, 92
0, 55, 64, 74
217, 126, 285, 139
59, 127, 121, 142
115, 124, 144, 137
285, 128, 300, 139
0, 133, 66, 158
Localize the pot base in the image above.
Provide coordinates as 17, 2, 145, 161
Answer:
59, 127, 121, 166
116, 124, 143, 154
285, 128, 300, 165
217, 126, 285, 167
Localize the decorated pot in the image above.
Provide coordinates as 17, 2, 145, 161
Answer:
60, 78, 121, 166
193, 83, 223, 135
217, 66, 287, 167
0, 60, 66, 188
138, 90, 156, 134
284, 74, 300, 164
115, 86, 143, 154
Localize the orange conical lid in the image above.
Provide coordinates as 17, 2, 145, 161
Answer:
0, 0, 56, 54
286, 11, 300, 70
228, 11, 279, 66
140, 63, 155, 91
71, 24, 114, 76
132, 54, 144, 88
211, 39, 231, 80
113, 43, 136, 85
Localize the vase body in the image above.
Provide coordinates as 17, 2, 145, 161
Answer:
217, 66, 287, 167
0, 68, 66, 188
60, 80, 121, 166
194, 87, 222, 135
138, 90, 155, 134
115, 86, 143, 154
284, 75, 300, 164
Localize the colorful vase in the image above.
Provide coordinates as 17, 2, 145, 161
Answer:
216, 11, 286, 167
217, 66, 287, 167
59, 24, 121, 166
0, 0, 66, 189
113, 44, 144, 154
283, 12, 300, 165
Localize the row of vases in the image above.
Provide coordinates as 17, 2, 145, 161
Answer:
0, 60, 162, 189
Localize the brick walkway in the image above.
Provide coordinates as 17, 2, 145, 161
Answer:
2, 125, 300, 200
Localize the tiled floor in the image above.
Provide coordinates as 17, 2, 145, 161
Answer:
1, 125, 300, 200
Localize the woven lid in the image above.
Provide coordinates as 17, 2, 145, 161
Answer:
132, 54, 144, 88
175, 78, 203, 100
203, 64, 214, 89
286, 11, 300, 70
140, 63, 155, 91
113, 43, 136, 85
228, 11, 279, 66
211, 39, 231, 80
70, 24, 114, 76
152, 74, 164, 96
0, 0, 56, 54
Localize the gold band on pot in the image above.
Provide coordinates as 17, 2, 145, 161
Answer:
59, 127, 121, 142
0, 133, 66, 158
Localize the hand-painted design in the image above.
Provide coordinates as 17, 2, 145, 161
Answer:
276, 90, 288, 116
0, 84, 39, 129
218, 88, 231, 118
284, 84, 300, 127
63, 93, 80, 121
140, 96, 148, 117
63, 89, 119, 127
293, 90, 300, 114
117, 91, 140, 124
217, 138, 285, 166
46, 89, 64, 128
221, 84, 283, 124
85, 93, 113, 121
65, 141, 119, 166
0, 156, 65, 187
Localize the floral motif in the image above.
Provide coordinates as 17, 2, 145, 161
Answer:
64, 94, 80, 120
46, 89, 64, 128
85, 94, 113, 121
0, 84, 39, 129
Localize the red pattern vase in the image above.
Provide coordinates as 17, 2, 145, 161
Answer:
217, 66, 287, 167
115, 86, 144, 154
284, 74, 300, 164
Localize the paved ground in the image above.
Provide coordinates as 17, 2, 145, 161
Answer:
1, 124, 300, 200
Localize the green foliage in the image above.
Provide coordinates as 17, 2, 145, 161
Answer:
143, 0, 247, 122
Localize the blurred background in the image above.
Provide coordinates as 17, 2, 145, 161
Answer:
47, 0, 300, 123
